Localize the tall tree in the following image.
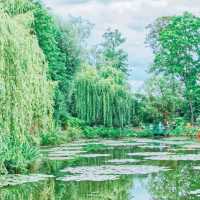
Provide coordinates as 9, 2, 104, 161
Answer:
57, 16, 94, 109
145, 75, 184, 124
74, 65, 133, 127
146, 12, 200, 123
33, 5, 93, 125
33, 3, 67, 124
0, 0, 54, 172
94, 28, 129, 74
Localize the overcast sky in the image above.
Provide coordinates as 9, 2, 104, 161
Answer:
42, 0, 200, 90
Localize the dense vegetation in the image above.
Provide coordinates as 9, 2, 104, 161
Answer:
144, 12, 200, 126
0, 0, 200, 174
74, 66, 134, 127
0, 0, 54, 174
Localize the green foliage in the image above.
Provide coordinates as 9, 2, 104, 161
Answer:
134, 128, 155, 137
66, 117, 87, 129
0, 0, 34, 16
4, 136, 39, 174
82, 126, 156, 138
33, 7, 93, 125
0, 179, 55, 200
3, 0, 200, 179
93, 28, 128, 74
83, 126, 134, 138
139, 75, 184, 124
0, 134, 39, 174
33, 3, 68, 124
132, 94, 162, 125
167, 117, 199, 136
40, 130, 62, 146
74, 66, 134, 127
147, 12, 200, 123
40, 126, 82, 146
0, 3, 53, 141
65, 126, 83, 142
0, 1, 53, 173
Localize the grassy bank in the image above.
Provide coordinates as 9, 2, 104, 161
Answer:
40, 117, 200, 146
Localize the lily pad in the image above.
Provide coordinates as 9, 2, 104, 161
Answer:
163, 137, 189, 141
128, 152, 172, 157
78, 154, 110, 158
54, 146, 83, 151
106, 159, 140, 164
66, 142, 103, 147
0, 174, 54, 188
97, 139, 144, 147
48, 150, 86, 157
145, 154, 200, 161
183, 144, 200, 149
133, 138, 161, 143
48, 156, 74, 161
61, 165, 169, 176
138, 145, 168, 149
46, 147, 87, 161
57, 174, 119, 182
159, 140, 191, 145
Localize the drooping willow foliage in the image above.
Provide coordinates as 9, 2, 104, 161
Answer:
0, 0, 34, 16
0, 1, 54, 172
74, 66, 134, 127
0, 12, 53, 140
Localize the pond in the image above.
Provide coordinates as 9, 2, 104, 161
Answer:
1, 137, 200, 200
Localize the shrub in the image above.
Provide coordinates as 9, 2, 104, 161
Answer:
83, 126, 136, 138
40, 126, 83, 146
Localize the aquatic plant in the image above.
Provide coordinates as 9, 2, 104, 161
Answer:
59, 165, 169, 180
83, 144, 107, 152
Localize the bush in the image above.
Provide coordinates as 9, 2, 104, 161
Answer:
66, 117, 87, 129
40, 126, 83, 146
64, 126, 82, 142
83, 126, 136, 138
1, 135, 39, 174
134, 128, 154, 137
40, 130, 62, 146
169, 124, 199, 136
167, 117, 199, 136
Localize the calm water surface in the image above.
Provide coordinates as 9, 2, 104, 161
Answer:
1, 137, 200, 200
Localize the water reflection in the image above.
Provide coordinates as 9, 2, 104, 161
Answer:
0, 180, 55, 200
148, 165, 200, 200
1, 137, 200, 200
56, 177, 133, 200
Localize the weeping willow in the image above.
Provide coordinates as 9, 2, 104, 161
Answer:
0, 1, 54, 173
0, 13, 53, 139
74, 66, 134, 127
0, 0, 34, 16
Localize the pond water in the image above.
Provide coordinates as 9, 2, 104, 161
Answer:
2, 137, 200, 200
